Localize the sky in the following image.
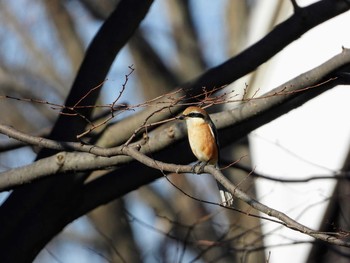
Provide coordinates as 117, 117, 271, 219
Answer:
250, 2, 350, 262
135, 1, 350, 262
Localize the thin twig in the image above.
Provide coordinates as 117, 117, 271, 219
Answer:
0, 126, 349, 247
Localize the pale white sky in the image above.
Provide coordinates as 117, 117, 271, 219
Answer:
250, 2, 350, 262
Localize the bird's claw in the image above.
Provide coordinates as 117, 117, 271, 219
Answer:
191, 161, 206, 174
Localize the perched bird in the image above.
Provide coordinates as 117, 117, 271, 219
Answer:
180, 106, 233, 206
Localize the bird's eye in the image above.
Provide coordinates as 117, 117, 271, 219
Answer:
188, 112, 204, 118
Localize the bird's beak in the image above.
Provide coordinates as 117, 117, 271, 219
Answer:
178, 114, 186, 120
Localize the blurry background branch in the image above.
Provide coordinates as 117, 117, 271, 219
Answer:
0, 0, 349, 262
1, 48, 350, 191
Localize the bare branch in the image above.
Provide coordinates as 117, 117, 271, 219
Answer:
0, 1, 155, 261
0, 124, 123, 157
217, 48, 350, 143
232, 163, 350, 183
119, 147, 350, 247
1, 140, 349, 247
1, 2, 350, 260
98, 0, 350, 147
0, 3, 65, 89
206, 165, 349, 246
290, 0, 300, 12
43, 0, 84, 73
1, 49, 350, 190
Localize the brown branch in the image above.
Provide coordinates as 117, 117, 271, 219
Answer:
121, 147, 350, 247
165, 0, 206, 78
0, 2, 66, 89
76, 65, 134, 139
0, 74, 130, 141
97, 0, 350, 148
217, 48, 350, 143
2, 142, 348, 247
43, 0, 85, 73
0, 1, 155, 262
42, 0, 154, 148
1, 2, 349, 259
1, 49, 350, 190
232, 164, 350, 183
0, 124, 124, 157
1, 122, 349, 248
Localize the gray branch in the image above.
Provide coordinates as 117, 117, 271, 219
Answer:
1, 49, 350, 191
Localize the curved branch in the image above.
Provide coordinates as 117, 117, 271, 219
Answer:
0, 1, 154, 262
0, 2, 349, 260
231, 162, 350, 183
2, 141, 350, 246
43, 0, 154, 145
217, 48, 350, 142
206, 165, 350, 247
100, 0, 350, 147
77, 49, 350, 220
1, 49, 350, 191
0, 124, 125, 157
124, 146, 350, 247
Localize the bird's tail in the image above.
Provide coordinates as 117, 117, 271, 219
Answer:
217, 182, 233, 207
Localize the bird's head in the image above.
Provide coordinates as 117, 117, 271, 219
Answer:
179, 106, 209, 122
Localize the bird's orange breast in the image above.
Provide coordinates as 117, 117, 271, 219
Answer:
187, 122, 218, 165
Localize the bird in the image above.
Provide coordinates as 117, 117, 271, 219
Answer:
179, 106, 233, 206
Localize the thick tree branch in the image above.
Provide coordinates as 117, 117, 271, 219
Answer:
0, 124, 125, 157
217, 48, 350, 142
0, 1, 154, 262
44, 0, 154, 145
0, 2, 349, 261
3, 141, 350, 247
98, 0, 350, 147
77, 49, 350, 219
104, 147, 350, 247
206, 165, 350, 247
1, 49, 350, 191
124, 146, 350, 247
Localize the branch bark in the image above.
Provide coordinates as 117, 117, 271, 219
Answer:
98, 0, 350, 147
0, 1, 154, 262
80, 147, 350, 247
1, 48, 350, 191
0, 1, 349, 261
76, 48, 350, 222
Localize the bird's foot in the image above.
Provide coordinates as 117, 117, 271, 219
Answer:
191, 161, 207, 174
